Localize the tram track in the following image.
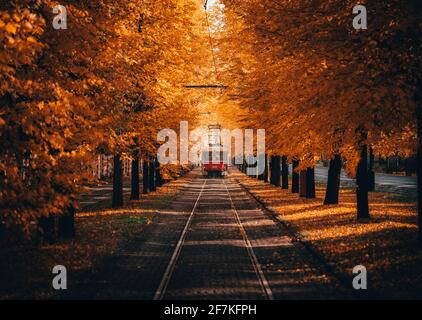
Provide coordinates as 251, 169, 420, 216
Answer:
153, 177, 274, 300
153, 179, 207, 300
223, 179, 274, 300
235, 175, 356, 298
69, 168, 344, 300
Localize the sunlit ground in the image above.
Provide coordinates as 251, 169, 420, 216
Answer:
0, 174, 192, 299
236, 171, 421, 299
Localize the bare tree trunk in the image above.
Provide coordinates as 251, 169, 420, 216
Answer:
130, 156, 140, 200
0, 215, 3, 241
306, 167, 316, 199
269, 156, 275, 185
39, 215, 56, 243
149, 159, 156, 192
292, 159, 300, 193
368, 146, 375, 191
263, 154, 269, 182
156, 159, 163, 187
143, 159, 149, 194
418, 117, 422, 242
112, 154, 124, 208
356, 145, 370, 219
404, 158, 413, 176
324, 154, 342, 205
270, 156, 281, 187
299, 170, 307, 197
416, 82, 422, 242
281, 156, 289, 189
97, 155, 101, 179
258, 154, 265, 180
58, 206, 75, 238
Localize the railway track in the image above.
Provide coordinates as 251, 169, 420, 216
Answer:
67, 168, 342, 299
153, 178, 274, 300
235, 175, 356, 299
153, 179, 207, 300
223, 180, 274, 300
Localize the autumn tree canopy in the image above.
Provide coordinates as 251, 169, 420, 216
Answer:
0, 0, 210, 235
216, 0, 421, 173
1, 0, 422, 237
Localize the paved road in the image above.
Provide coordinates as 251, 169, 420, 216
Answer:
67, 168, 345, 300
313, 165, 417, 197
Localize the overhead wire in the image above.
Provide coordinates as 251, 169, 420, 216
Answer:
203, 0, 221, 85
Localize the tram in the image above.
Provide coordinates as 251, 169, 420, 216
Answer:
202, 145, 229, 178
201, 124, 229, 178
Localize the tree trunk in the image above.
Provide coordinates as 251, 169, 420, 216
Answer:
417, 89, 422, 242
263, 154, 269, 182
258, 154, 265, 180
324, 154, 342, 205
368, 146, 375, 191
356, 145, 370, 219
58, 206, 75, 238
418, 138, 422, 243
269, 156, 275, 184
306, 167, 316, 199
97, 155, 101, 179
130, 156, 140, 200
156, 159, 163, 187
386, 157, 392, 173
0, 216, 3, 241
149, 159, 156, 192
143, 159, 149, 194
39, 215, 56, 243
281, 156, 289, 190
270, 156, 281, 187
112, 154, 124, 208
299, 170, 307, 197
292, 159, 300, 193
412, 6, 422, 242
404, 158, 412, 177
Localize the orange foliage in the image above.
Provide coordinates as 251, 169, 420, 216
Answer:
0, 0, 208, 235
217, 0, 421, 172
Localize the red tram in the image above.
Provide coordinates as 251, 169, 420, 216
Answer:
202, 145, 228, 178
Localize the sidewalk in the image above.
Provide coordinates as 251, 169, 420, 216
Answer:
313, 165, 417, 199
